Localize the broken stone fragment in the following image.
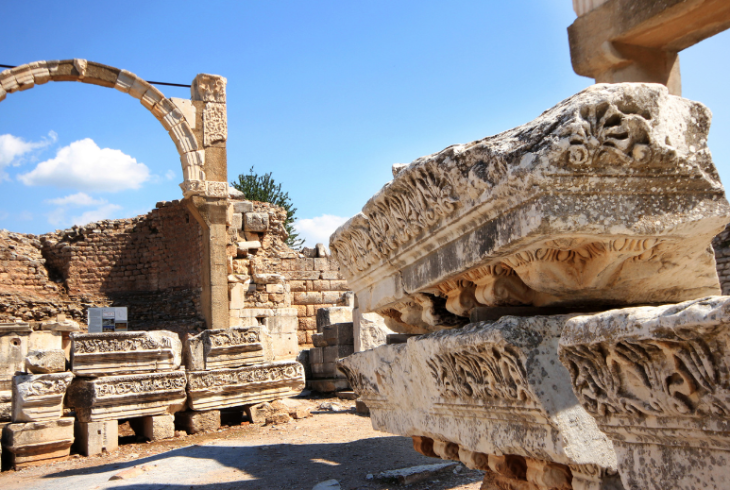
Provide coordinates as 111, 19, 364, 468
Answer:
244, 212, 269, 232
330, 83, 730, 333
183, 325, 273, 371
70, 330, 182, 376
558, 296, 730, 490
375, 463, 458, 485
25, 349, 66, 374
186, 361, 305, 411
12, 372, 74, 422
66, 370, 187, 423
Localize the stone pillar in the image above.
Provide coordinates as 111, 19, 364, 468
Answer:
142, 414, 174, 441
75, 420, 118, 456
175, 410, 221, 435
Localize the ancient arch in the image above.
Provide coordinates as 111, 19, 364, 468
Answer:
0, 59, 231, 329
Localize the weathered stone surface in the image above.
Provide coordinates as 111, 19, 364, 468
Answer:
184, 326, 273, 371
244, 212, 269, 232
2, 417, 74, 469
0, 375, 12, 421
559, 296, 730, 490
25, 349, 66, 374
186, 361, 305, 411
74, 420, 118, 456
66, 370, 187, 422
0, 323, 32, 377
330, 84, 730, 333
353, 307, 393, 352
316, 307, 353, 332
12, 372, 74, 422
338, 315, 618, 485
142, 414, 174, 441
175, 410, 221, 434
70, 331, 182, 376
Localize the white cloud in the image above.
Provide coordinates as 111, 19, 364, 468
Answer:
165, 169, 176, 180
0, 132, 56, 179
294, 214, 349, 248
18, 138, 150, 191
71, 204, 123, 226
46, 192, 107, 207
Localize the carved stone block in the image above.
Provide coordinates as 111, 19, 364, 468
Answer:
244, 212, 269, 232
338, 315, 619, 487
66, 370, 187, 422
70, 331, 182, 376
330, 84, 730, 333
183, 326, 273, 371
74, 419, 118, 456
559, 296, 730, 490
12, 372, 74, 422
1, 417, 74, 469
25, 349, 66, 374
186, 361, 305, 411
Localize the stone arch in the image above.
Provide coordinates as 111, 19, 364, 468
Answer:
0, 59, 213, 195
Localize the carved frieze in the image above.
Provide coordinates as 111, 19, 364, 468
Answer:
70, 331, 182, 376
338, 315, 618, 473
559, 297, 730, 490
203, 102, 227, 146
12, 372, 74, 422
330, 84, 730, 333
186, 361, 306, 410
66, 370, 187, 422
184, 326, 273, 371
180, 179, 206, 196
205, 181, 229, 198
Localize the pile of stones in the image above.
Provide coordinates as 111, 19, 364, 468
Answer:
332, 84, 730, 490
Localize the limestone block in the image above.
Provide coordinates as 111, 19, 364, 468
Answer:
264, 312, 299, 358
322, 323, 354, 346
170, 97, 196, 128
229, 283, 246, 310
0, 323, 32, 376
0, 375, 12, 421
114, 69, 135, 93
245, 402, 272, 424
323, 345, 354, 364
353, 307, 393, 352
74, 420, 118, 456
2, 417, 74, 469
231, 212, 243, 231
140, 85, 164, 111
316, 307, 354, 332
338, 315, 618, 482
244, 212, 269, 232
330, 84, 730, 333
25, 349, 66, 374
66, 370, 187, 422
70, 331, 182, 376
186, 361, 305, 411
312, 333, 328, 348
183, 326, 273, 371
142, 414, 174, 441
253, 273, 285, 284
12, 372, 74, 422
170, 121, 199, 154
233, 201, 253, 214
175, 410, 221, 434
128, 77, 151, 100
559, 296, 730, 490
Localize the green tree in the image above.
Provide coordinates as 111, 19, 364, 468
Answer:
231, 167, 305, 249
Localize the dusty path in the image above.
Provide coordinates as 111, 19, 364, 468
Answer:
0, 398, 484, 490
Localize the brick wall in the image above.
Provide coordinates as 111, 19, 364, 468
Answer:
713, 223, 730, 295
0, 200, 205, 335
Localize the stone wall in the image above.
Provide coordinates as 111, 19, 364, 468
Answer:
0, 200, 205, 335
713, 223, 730, 295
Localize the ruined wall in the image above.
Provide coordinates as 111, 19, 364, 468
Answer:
0, 200, 205, 334
713, 223, 730, 295
226, 200, 350, 348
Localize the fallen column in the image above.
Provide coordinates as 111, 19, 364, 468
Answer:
559, 297, 730, 490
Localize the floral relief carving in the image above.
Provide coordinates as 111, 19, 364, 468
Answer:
203, 102, 227, 146
187, 362, 304, 390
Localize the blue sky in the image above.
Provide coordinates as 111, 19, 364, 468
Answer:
1, 1, 729, 246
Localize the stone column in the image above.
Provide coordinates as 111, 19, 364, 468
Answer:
181, 73, 230, 330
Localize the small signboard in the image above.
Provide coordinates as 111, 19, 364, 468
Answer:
87, 307, 129, 333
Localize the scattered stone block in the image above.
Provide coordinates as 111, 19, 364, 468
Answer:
233, 201, 253, 214
67, 371, 187, 422
25, 349, 66, 374
244, 212, 269, 232
186, 361, 305, 411
316, 307, 353, 332
375, 463, 458, 485
70, 331, 182, 376
245, 402, 272, 425
12, 372, 74, 422
184, 326, 273, 371
74, 419, 118, 456
1, 417, 74, 470
175, 410, 221, 434
142, 414, 174, 441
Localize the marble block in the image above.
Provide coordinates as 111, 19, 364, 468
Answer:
12, 372, 74, 422
2, 417, 74, 469
184, 326, 273, 371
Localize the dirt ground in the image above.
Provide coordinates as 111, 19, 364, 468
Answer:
0, 396, 485, 490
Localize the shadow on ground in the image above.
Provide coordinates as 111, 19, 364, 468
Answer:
41, 436, 477, 490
